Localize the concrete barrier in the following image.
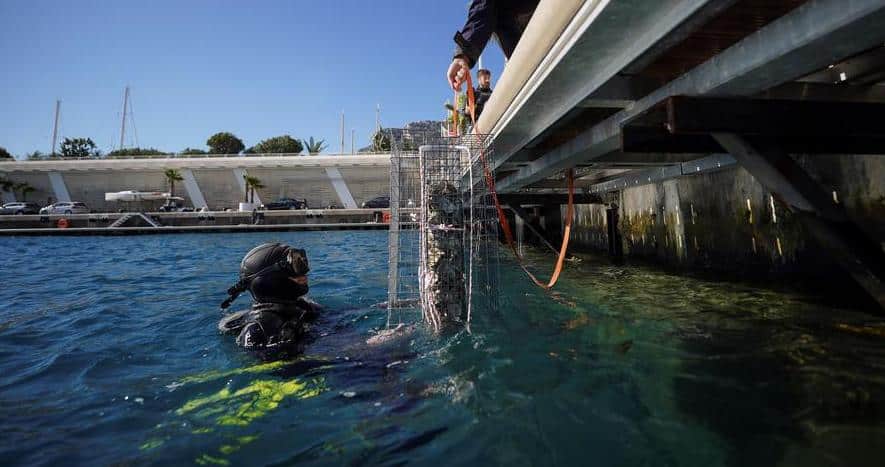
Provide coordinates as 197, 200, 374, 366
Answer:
0, 208, 389, 230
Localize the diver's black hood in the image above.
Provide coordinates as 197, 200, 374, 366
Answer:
221, 242, 310, 309
241, 243, 309, 303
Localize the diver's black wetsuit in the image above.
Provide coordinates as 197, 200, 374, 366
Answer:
218, 243, 317, 350
218, 299, 319, 348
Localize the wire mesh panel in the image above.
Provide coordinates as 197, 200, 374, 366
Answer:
386, 139, 421, 327
464, 136, 501, 322
387, 130, 499, 331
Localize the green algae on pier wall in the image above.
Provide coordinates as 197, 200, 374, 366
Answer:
566, 155, 885, 275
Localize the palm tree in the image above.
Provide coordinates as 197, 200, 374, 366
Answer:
12, 182, 35, 201
164, 169, 184, 197
243, 175, 264, 204
19, 184, 35, 201
303, 137, 327, 155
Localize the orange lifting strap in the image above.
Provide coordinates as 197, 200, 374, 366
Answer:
453, 71, 575, 290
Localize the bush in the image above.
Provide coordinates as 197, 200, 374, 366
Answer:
249, 135, 303, 155
107, 147, 170, 158
207, 132, 245, 155
371, 130, 390, 152
60, 137, 100, 158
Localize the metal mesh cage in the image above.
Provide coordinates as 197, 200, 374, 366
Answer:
387, 129, 500, 331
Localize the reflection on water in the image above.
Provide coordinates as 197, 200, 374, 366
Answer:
0, 233, 883, 466
471, 249, 885, 466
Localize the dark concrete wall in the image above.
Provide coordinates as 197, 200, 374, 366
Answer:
569, 155, 884, 277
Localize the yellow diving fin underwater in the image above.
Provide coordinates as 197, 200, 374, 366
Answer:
141, 358, 328, 463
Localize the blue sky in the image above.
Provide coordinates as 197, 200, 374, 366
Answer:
0, 0, 506, 157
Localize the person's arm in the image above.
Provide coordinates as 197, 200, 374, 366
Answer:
455, 0, 496, 68
448, 0, 496, 90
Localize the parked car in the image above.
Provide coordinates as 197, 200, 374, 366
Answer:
0, 202, 40, 215
39, 201, 89, 214
157, 197, 194, 212
260, 197, 308, 210
361, 196, 389, 209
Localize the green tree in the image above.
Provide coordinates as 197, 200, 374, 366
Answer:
371, 130, 390, 152
21, 186, 35, 201
250, 135, 303, 154
13, 182, 35, 201
107, 147, 170, 158
164, 169, 184, 197
60, 137, 100, 158
243, 175, 264, 204
303, 137, 327, 155
180, 147, 207, 155
25, 151, 45, 160
0, 147, 12, 159
207, 132, 245, 155
444, 95, 469, 136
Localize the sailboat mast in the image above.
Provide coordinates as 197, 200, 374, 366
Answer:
50, 100, 61, 155
119, 86, 129, 150
375, 104, 381, 132
340, 111, 345, 154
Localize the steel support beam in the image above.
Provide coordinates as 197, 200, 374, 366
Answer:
497, 0, 885, 192
587, 154, 736, 194
713, 133, 885, 310
622, 96, 885, 154
498, 193, 603, 206
760, 81, 885, 103
487, 0, 727, 171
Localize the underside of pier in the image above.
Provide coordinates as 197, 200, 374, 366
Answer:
481, 0, 885, 309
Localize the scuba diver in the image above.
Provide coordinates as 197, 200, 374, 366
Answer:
218, 242, 319, 350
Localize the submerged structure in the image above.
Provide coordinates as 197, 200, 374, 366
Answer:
387, 131, 500, 331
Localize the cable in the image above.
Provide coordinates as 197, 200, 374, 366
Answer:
452, 71, 575, 290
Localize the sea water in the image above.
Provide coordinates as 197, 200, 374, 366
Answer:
0, 231, 883, 466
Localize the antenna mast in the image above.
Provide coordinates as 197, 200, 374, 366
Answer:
119, 86, 130, 150
50, 100, 61, 155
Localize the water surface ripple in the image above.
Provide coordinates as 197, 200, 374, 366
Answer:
0, 232, 883, 466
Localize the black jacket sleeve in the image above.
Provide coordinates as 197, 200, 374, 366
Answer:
454, 0, 497, 68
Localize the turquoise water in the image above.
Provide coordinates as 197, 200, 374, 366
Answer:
1, 231, 884, 466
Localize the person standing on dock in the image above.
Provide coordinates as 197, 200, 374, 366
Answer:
474, 68, 493, 119
447, 0, 540, 91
